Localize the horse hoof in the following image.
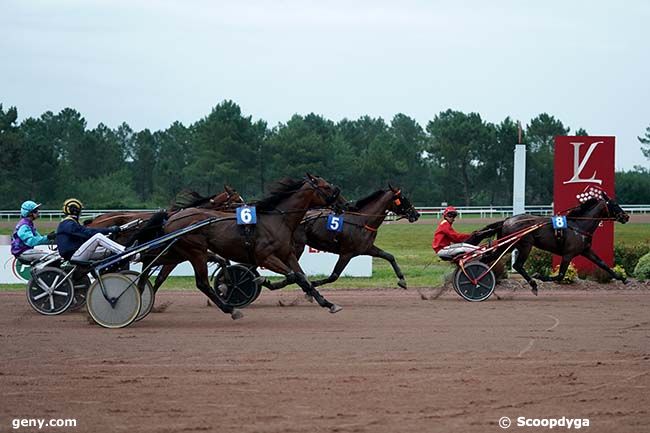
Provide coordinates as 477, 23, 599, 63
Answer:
217, 284, 228, 294
305, 294, 314, 303
329, 304, 343, 314
398, 279, 407, 290
531, 287, 538, 296
231, 310, 243, 320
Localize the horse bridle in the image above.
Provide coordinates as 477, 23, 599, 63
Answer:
390, 190, 419, 220
305, 176, 340, 205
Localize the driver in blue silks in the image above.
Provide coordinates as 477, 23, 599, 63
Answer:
56, 198, 125, 262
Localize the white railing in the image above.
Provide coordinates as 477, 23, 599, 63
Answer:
414, 204, 650, 218
1, 205, 649, 222
0, 209, 154, 222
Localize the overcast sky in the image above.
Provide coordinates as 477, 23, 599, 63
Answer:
2, 0, 649, 170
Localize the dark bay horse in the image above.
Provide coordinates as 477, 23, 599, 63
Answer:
271, 185, 420, 291
159, 175, 346, 317
86, 186, 245, 296
482, 193, 629, 294
87, 185, 243, 234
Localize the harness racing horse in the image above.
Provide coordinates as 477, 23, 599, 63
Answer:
160, 174, 346, 317
86, 186, 245, 294
483, 192, 629, 295
87, 185, 244, 239
271, 185, 420, 291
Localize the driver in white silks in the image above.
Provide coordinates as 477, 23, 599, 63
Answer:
55, 198, 132, 262
432, 206, 478, 260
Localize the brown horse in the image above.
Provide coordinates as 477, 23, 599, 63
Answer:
480, 193, 629, 294
87, 185, 243, 234
270, 185, 420, 291
159, 174, 345, 318
86, 186, 245, 294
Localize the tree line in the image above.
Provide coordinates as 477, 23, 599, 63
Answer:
1, 100, 649, 209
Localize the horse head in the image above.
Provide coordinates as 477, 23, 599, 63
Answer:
387, 184, 420, 222
204, 186, 244, 210
601, 192, 629, 224
222, 184, 245, 207
304, 173, 343, 209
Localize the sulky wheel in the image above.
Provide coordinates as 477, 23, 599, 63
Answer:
453, 261, 496, 302
86, 273, 141, 329
212, 264, 261, 308
120, 270, 155, 322
68, 273, 92, 311
26, 267, 75, 315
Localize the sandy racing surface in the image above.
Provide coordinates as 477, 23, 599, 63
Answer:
1, 287, 649, 433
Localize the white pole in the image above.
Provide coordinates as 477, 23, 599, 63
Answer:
513, 144, 526, 216
512, 143, 526, 267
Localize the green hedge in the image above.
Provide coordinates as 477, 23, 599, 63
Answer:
634, 252, 650, 281
615, 243, 650, 276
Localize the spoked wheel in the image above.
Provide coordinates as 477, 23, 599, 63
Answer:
69, 273, 92, 311
453, 261, 496, 302
87, 273, 141, 329
120, 270, 155, 322
26, 267, 75, 315
212, 265, 261, 308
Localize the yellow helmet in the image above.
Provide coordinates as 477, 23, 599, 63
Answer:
63, 198, 83, 216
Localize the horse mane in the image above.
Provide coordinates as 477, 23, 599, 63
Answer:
254, 178, 306, 211
170, 190, 213, 211
346, 190, 386, 211
566, 198, 600, 217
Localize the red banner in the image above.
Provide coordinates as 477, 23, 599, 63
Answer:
553, 136, 615, 272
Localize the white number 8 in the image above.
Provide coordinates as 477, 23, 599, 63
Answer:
555, 217, 564, 228
241, 208, 252, 224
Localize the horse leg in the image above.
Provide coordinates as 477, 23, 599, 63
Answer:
581, 248, 627, 283
263, 275, 296, 291
187, 254, 241, 319
511, 243, 539, 295
152, 264, 176, 294
311, 254, 353, 288
542, 256, 572, 283
286, 254, 341, 313
262, 254, 342, 313
367, 245, 406, 289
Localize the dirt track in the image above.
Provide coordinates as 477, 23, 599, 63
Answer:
1, 287, 649, 433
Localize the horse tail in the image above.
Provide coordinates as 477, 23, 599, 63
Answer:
467, 220, 504, 245
480, 220, 504, 238
125, 211, 168, 246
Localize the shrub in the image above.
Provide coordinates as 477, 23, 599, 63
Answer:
550, 263, 578, 284
524, 249, 553, 277
634, 252, 650, 281
614, 243, 650, 276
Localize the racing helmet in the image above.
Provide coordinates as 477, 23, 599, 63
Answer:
443, 206, 458, 218
20, 200, 42, 217
63, 198, 83, 217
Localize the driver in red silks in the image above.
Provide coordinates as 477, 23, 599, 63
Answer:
432, 206, 472, 253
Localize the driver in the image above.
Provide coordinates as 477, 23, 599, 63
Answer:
11, 200, 55, 263
55, 198, 126, 262
432, 206, 477, 259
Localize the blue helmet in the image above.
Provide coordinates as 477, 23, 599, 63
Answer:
20, 200, 42, 217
